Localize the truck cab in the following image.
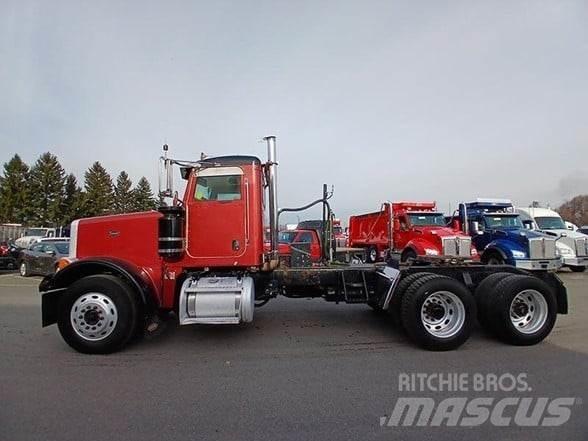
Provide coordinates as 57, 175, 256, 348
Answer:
277, 229, 322, 266
517, 206, 588, 272
456, 199, 561, 271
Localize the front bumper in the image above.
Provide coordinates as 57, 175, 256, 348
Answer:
514, 258, 561, 271
562, 256, 588, 267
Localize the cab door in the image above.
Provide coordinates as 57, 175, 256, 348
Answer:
186, 167, 248, 261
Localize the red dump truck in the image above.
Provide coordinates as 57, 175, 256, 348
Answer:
348, 201, 478, 263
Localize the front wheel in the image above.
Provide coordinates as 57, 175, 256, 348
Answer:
484, 254, 505, 265
400, 275, 476, 351
57, 274, 142, 354
569, 265, 586, 273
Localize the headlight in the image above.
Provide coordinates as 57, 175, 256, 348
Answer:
556, 245, 573, 256
512, 250, 526, 258
424, 248, 439, 255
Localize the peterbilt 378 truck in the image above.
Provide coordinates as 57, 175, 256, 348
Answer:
348, 201, 478, 263
450, 199, 561, 271
39, 138, 567, 354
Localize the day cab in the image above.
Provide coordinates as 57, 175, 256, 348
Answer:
517, 206, 588, 272
348, 201, 478, 263
452, 199, 561, 271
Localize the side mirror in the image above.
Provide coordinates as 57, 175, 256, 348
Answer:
472, 221, 483, 234
522, 220, 534, 230
560, 232, 567, 238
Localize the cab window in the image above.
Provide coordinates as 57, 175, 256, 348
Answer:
295, 232, 313, 243
195, 175, 241, 201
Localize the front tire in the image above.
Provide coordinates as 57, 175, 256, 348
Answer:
400, 274, 476, 351
483, 253, 505, 265
481, 275, 557, 346
57, 274, 142, 354
569, 265, 586, 273
401, 249, 417, 263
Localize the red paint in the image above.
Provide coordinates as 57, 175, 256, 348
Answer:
71, 157, 266, 310
278, 229, 322, 263
348, 202, 479, 261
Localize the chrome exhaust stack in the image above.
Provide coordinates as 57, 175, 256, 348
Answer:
264, 136, 279, 269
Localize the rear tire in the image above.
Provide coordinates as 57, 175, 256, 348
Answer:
366, 246, 378, 263
474, 272, 515, 332
481, 275, 557, 346
57, 274, 142, 354
387, 272, 436, 326
569, 265, 586, 273
400, 274, 476, 351
19, 261, 30, 277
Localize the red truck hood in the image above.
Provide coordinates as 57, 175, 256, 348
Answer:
73, 211, 162, 266
412, 226, 468, 239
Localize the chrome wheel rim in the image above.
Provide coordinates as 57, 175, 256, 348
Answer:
509, 289, 548, 334
370, 249, 377, 262
19, 262, 26, 276
70, 292, 118, 341
421, 291, 466, 338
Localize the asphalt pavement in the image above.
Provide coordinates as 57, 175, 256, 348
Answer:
1, 269, 587, 441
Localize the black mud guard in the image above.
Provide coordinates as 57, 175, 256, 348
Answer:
39, 258, 159, 326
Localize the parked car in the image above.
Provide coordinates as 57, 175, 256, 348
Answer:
0, 241, 19, 269
579, 226, 588, 235
19, 239, 69, 277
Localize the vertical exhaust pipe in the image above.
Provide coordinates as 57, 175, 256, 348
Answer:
264, 136, 279, 268
459, 203, 469, 235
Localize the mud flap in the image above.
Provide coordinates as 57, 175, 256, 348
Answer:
41, 289, 65, 327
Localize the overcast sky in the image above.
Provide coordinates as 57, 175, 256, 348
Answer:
1, 0, 587, 223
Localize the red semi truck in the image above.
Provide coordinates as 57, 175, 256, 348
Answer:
348, 202, 478, 263
39, 137, 567, 354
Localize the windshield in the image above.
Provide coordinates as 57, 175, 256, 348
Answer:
484, 215, 523, 229
408, 213, 446, 226
535, 216, 566, 230
54, 243, 69, 254
279, 231, 297, 244
25, 228, 48, 236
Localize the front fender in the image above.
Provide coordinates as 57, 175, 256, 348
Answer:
405, 239, 438, 256
484, 239, 525, 263
39, 257, 160, 327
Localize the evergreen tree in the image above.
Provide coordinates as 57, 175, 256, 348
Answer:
113, 171, 134, 214
61, 173, 84, 225
132, 177, 157, 212
27, 152, 66, 226
0, 154, 30, 224
83, 162, 114, 217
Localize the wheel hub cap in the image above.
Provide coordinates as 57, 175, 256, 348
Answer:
509, 289, 548, 334
421, 291, 466, 338
70, 292, 118, 341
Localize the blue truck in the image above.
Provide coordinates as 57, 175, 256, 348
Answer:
452, 199, 561, 271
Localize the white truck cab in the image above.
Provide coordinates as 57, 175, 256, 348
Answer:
517, 207, 588, 272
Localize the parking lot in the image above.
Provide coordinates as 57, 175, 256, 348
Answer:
1, 270, 587, 441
